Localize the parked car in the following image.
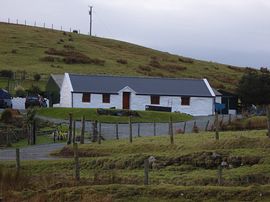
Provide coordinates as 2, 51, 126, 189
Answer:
0, 89, 12, 108
25, 95, 47, 109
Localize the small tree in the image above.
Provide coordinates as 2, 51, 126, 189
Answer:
34, 73, 41, 82
237, 72, 270, 136
14, 85, 26, 97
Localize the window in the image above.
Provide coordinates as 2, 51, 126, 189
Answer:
151, 95, 160, 105
181, 97, 190, 106
82, 93, 91, 103
102, 94, 110, 103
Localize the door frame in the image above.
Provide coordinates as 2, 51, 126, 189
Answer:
122, 92, 131, 110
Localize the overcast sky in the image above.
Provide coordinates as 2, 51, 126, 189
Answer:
1, 0, 270, 68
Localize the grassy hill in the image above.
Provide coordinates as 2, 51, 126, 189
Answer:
0, 22, 252, 92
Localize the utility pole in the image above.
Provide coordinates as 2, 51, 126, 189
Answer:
89, 6, 93, 36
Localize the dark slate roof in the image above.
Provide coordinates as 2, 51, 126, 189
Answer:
51, 74, 64, 88
69, 74, 214, 97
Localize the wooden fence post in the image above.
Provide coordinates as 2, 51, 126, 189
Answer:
72, 120, 76, 144
67, 113, 73, 145
228, 114, 232, 124
217, 165, 223, 185
116, 122, 119, 140
73, 143, 80, 182
153, 121, 156, 136
205, 120, 210, 131
129, 117, 133, 143
144, 159, 149, 185
183, 122, 186, 134
169, 116, 174, 144
33, 120, 36, 145
80, 116, 85, 144
92, 120, 98, 142
98, 122, 101, 144
137, 123, 141, 137
16, 148, 20, 173
215, 112, 219, 140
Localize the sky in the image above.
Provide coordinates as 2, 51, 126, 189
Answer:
1, 0, 270, 68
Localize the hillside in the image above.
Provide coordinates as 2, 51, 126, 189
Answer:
0, 22, 251, 92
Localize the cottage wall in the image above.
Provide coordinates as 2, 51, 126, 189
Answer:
71, 91, 214, 116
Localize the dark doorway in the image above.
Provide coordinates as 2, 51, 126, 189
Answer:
123, 92, 130, 110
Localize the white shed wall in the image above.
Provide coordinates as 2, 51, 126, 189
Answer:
60, 73, 73, 107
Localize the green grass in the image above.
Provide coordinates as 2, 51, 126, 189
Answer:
0, 22, 251, 92
37, 107, 192, 123
2, 130, 270, 201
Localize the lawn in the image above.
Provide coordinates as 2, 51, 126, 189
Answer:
37, 107, 192, 123
2, 130, 270, 201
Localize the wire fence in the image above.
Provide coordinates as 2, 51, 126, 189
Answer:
0, 18, 86, 35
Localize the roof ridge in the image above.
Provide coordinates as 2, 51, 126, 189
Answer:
68, 73, 204, 81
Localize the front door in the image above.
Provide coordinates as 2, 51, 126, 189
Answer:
123, 92, 130, 110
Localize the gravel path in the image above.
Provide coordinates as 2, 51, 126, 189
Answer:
0, 143, 65, 161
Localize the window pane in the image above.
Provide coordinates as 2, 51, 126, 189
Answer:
103, 94, 110, 103
82, 93, 91, 102
181, 97, 190, 105
151, 95, 160, 105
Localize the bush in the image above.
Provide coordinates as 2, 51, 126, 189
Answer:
14, 85, 26, 97
0, 70, 14, 78
1, 109, 13, 123
117, 59, 128, 64
27, 85, 41, 94
178, 57, 194, 64
11, 49, 17, 54
33, 73, 41, 82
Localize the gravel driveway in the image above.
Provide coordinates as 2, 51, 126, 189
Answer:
0, 143, 65, 161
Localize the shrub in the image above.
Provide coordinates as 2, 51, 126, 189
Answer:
1, 109, 13, 123
117, 59, 128, 64
260, 67, 269, 73
178, 57, 194, 64
138, 65, 151, 72
11, 49, 17, 54
27, 85, 41, 94
149, 59, 162, 68
33, 73, 41, 82
165, 64, 187, 72
14, 85, 26, 97
63, 45, 75, 49
0, 70, 14, 78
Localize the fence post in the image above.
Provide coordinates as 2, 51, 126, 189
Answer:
33, 120, 36, 145
153, 121, 156, 136
67, 113, 73, 145
183, 122, 186, 134
98, 122, 101, 144
169, 116, 174, 144
92, 120, 98, 142
217, 165, 223, 185
215, 112, 219, 140
72, 120, 76, 144
116, 122, 119, 140
228, 114, 232, 124
144, 159, 149, 185
129, 117, 133, 143
73, 143, 80, 182
80, 116, 85, 144
137, 123, 141, 137
16, 148, 20, 173
205, 120, 210, 131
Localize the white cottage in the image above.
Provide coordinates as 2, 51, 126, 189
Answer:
59, 73, 217, 116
